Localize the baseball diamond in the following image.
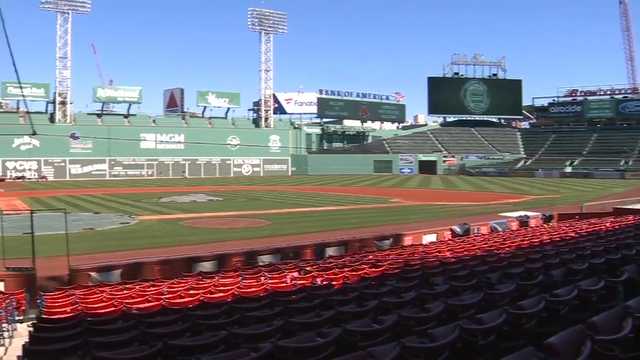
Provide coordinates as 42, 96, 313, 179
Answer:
3, 2, 640, 359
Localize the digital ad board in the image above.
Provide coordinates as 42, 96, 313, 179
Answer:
428, 77, 523, 117
317, 97, 406, 122
584, 99, 617, 119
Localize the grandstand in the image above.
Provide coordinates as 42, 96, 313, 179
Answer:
21, 215, 640, 359
430, 127, 499, 155
384, 131, 443, 154
306, 122, 640, 175
5, 1, 640, 358
473, 128, 522, 155
316, 124, 640, 174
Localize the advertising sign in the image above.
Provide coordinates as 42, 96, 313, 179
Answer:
139, 133, 185, 150
196, 91, 240, 108
0, 157, 290, 180
318, 89, 404, 103
399, 167, 415, 175
399, 154, 416, 166
544, 101, 583, 118
427, 77, 522, 117
562, 85, 640, 98
68, 131, 93, 153
584, 99, 617, 119
273, 92, 318, 114
12, 136, 40, 151
163, 88, 184, 114
317, 97, 406, 122
617, 99, 640, 118
93, 86, 143, 104
1, 82, 50, 101
68, 159, 108, 179
1, 159, 41, 178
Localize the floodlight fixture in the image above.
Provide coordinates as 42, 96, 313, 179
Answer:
248, 8, 288, 128
248, 8, 288, 34
40, 0, 91, 14
40, 0, 92, 123
446, 53, 507, 79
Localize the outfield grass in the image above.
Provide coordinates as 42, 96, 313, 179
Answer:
24, 191, 390, 216
2, 176, 639, 258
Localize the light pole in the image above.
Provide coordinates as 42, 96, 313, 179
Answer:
248, 8, 287, 128
40, 0, 92, 124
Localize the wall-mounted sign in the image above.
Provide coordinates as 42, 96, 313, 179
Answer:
318, 89, 405, 103
12, 136, 40, 151
1, 82, 50, 101
196, 91, 240, 108
273, 92, 317, 114
163, 88, 184, 114
562, 86, 640, 98
93, 86, 143, 104
139, 133, 185, 150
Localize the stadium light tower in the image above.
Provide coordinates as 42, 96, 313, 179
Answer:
248, 8, 287, 128
619, 0, 638, 88
40, 0, 92, 123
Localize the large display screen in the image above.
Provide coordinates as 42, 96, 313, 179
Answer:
428, 77, 523, 117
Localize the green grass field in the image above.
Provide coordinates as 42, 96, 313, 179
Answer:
3, 175, 640, 259
24, 191, 390, 216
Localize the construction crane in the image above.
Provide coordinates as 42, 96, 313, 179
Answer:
90, 42, 113, 87
619, 0, 638, 88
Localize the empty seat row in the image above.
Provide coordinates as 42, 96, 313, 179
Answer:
23, 215, 640, 359
37, 216, 640, 320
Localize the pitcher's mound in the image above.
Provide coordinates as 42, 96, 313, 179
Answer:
182, 218, 271, 229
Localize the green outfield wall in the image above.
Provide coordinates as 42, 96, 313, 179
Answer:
0, 112, 446, 178
0, 114, 293, 180
292, 154, 442, 175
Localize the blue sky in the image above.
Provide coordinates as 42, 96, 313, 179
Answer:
0, 0, 638, 119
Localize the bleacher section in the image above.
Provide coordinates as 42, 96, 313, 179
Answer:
23, 215, 640, 359
519, 128, 640, 172
542, 131, 593, 158
584, 129, 640, 159
384, 132, 442, 154
474, 128, 522, 155
626, 160, 640, 172
520, 131, 553, 158
431, 127, 499, 155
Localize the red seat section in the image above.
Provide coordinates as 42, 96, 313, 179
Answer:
37, 215, 640, 319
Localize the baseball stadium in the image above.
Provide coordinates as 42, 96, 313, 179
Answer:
2, 1, 640, 359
